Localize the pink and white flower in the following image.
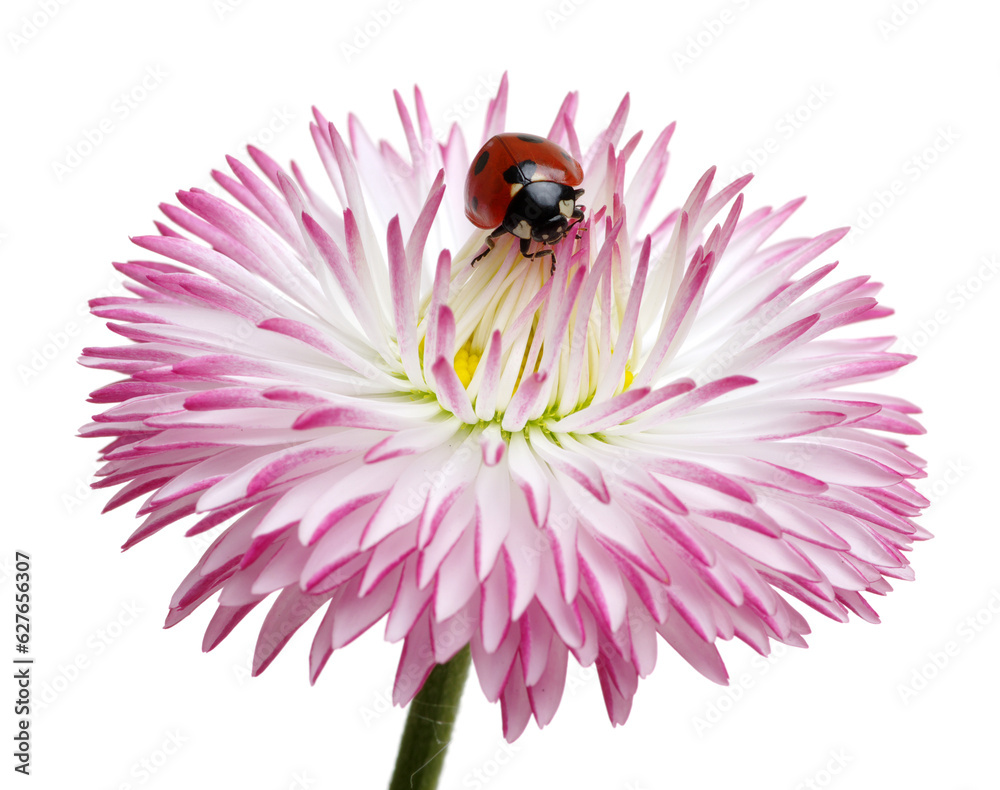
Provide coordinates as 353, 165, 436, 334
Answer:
81, 76, 928, 740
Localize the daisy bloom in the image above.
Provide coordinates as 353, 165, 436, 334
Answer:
81, 76, 928, 762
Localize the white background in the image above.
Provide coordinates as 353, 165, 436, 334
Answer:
3, 0, 998, 788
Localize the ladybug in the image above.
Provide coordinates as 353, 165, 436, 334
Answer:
465, 133, 586, 267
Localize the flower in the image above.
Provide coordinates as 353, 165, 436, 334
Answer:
81, 76, 928, 741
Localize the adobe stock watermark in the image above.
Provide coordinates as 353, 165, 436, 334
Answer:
360, 608, 478, 727
7, 0, 72, 53
0, 554, 17, 586
244, 106, 294, 149
545, 0, 589, 29
197, 106, 297, 195
17, 317, 85, 385
846, 125, 959, 243
689, 297, 786, 385
34, 601, 145, 712
390, 443, 477, 527
16, 273, 126, 386
672, 0, 755, 72
564, 661, 598, 697
923, 457, 969, 504
383, 73, 503, 190
460, 742, 522, 789
278, 770, 318, 790
341, 0, 403, 62
359, 682, 402, 727
877, 0, 931, 40
52, 65, 169, 182
109, 730, 190, 790
536, 451, 647, 564
691, 641, 790, 736
213, 0, 249, 20
194, 107, 295, 195
62, 473, 99, 514
443, 74, 503, 128
792, 749, 853, 790
895, 254, 998, 356
728, 85, 834, 179
897, 585, 1000, 705
186, 523, 228, 558
231, 593, 325, 686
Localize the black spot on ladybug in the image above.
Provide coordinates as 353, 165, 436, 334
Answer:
503, 160, 538, 185
470, 195, 478, 211
559, 150, 574, 166
517, 134, 545, 144
473, 150, 489, 175
503, 164, 524, 185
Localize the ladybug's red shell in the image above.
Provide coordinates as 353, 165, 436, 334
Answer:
465, 133, 584, 229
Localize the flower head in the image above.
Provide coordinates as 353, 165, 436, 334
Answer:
81, 76, 928, 740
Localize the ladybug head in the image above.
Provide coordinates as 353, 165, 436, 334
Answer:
504, 181, 581, 245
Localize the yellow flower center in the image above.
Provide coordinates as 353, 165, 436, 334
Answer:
413, 246, 639, 427
453, 340, 481, 388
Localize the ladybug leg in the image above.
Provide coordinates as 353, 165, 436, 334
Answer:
569, 191, 586, 238
568, 206, 587, 241
471, 239, 493, 266
518, 238, 557, 273
472, 226, 506, 266
519, 239, 554, 260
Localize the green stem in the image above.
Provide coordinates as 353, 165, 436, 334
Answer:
388, 645, 472, 790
